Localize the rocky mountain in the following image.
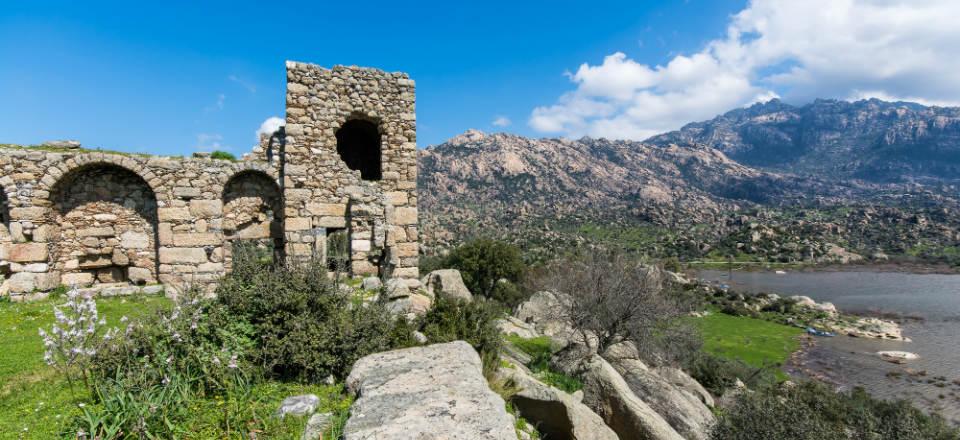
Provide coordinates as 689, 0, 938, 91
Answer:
647, 98, 960, 184
418, 130, 960, 265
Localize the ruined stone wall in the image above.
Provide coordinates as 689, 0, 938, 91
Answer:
284, 62, 419, 287
0, 149, 279, 299
0, 61, 421, 299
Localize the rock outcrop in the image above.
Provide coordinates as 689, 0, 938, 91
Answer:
609, 357, 715, 440
499, 362, 619, 440
343, 341, 515, 440
578, 354, 685, 440
421, 269, 473, 302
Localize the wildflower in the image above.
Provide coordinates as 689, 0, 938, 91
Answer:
119, 316, 128, 323
228, 354, 238, 369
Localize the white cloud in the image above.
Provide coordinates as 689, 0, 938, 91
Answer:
204, 93, 226, 113
228, 75, 257, 93
256, 116, 285, 139
196, 133, 224, 150
530, 0, 960, 140
492, 116, 512, 127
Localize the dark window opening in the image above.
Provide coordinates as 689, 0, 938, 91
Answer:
0, 191, 8, 228
326, 228, 349, 272
335, 119, 382, 181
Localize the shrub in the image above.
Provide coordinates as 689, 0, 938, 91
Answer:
440, 239, 528, 306
215, 257, 414, 381
532, 251, 701, 364
417, 296, 504, 375
684, 353, 776, 396
210, 150, 237, 161
711, 381, 960, 440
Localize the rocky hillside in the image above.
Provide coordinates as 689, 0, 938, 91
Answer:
647, 98, 960, 184
418, 130, 960, 264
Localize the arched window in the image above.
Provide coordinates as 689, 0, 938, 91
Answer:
335, 119, 382, 181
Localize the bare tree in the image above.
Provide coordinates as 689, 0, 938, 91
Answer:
534, 251, 699, 364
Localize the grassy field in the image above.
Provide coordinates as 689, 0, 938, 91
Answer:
696, 312, 803, 378
0, 294, 349, 439
0, 294, 171, 437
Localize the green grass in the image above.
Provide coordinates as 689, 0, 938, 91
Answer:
696, 312, 803, 380
505, 335, 582, 393
0, 294, 171, 438
0, 294, 351, 439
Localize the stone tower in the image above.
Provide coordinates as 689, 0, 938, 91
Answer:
282, 62, 420, 286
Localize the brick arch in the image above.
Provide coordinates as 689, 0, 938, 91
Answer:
222, 169, 284, 267
334, 113, 385, 181
47, 161, 160, 287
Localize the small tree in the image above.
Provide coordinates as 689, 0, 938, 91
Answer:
443, 239, 527, 305
535, 251, 699, 364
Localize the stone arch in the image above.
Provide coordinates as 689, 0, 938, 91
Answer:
49, 162, 160, 287
335, 118, 382, 181
222, 170, 284, 267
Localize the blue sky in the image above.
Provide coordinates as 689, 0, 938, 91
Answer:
3, 1, 958, 155
0, 0, 743, 155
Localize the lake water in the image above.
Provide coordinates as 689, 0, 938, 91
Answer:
696, 269, 960, 424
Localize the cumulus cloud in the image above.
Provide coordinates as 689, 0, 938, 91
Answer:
530, 0, 960, 140
256, 116, 285, 139
492, 116, 512, 127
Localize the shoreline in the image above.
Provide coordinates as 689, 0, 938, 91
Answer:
690, 261, 959, 275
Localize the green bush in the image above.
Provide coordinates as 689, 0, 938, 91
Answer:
215, 258, 415, 381
684, 353, 776, 396
439, 239, 528, 306
417, 296, 504, 375
210, 150, 237, 161
712, 381, 960, 440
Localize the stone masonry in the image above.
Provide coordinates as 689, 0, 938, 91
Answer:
0, 61, 419, 300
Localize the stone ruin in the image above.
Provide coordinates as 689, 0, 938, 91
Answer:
0, 61, 419, 300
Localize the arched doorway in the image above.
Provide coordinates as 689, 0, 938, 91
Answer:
335, 119, 382, 180
50, 163, 159, 286
222, 170, 284, 268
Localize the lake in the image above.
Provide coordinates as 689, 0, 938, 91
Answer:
696, 269, 960, 424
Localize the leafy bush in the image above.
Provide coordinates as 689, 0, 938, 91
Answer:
438, 239, 528, 306
684, 353, 776, 396
417, 296, 504, 375
210, 150, 237, 161
712, 381, 960, 440
215, 256, 414, 381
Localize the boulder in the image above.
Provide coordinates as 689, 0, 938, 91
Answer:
301, 412, 333, 440
344, 341, 515, 440
421, 269, 473, 302
578, 354, 685, 440
499, 361, 619, 440
515, 291, 580, 345
609, 357, 715, 440
361, 276, 382, 291
653, 366, 715, 408
497, 315, 539, 339
276, 394, 320, 418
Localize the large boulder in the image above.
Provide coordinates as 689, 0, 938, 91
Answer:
609, 358, 715, 440
653, 366, 715, 408
515, 291, 582, 346
421, 269, 473, 302
344, 341, 515, 440
578, 355, 685, 440
498, 361, 618, 440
